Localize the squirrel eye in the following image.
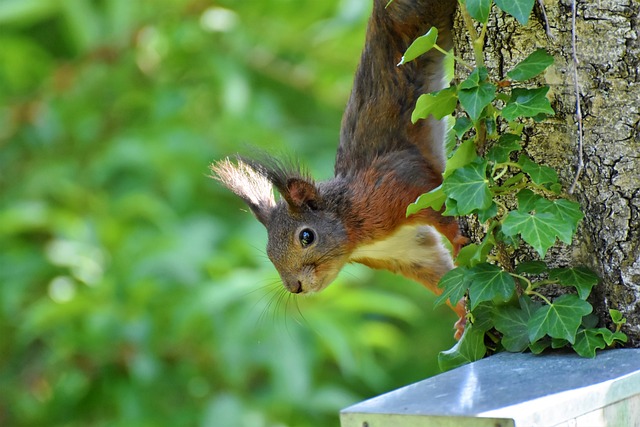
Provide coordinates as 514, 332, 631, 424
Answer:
299, 228, 315, 248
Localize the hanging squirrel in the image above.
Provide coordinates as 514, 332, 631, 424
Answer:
211, 0, 467, 337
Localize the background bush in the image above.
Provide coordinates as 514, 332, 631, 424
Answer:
0, 0, 457, 425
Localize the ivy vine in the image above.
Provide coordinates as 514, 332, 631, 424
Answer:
400, 0, 628, 370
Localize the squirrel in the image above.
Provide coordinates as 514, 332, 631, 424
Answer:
211, 0, 467, 338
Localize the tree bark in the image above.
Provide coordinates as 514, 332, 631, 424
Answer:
454, 0, 640, 345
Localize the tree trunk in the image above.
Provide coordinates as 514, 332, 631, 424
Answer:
453, 0, 640, 345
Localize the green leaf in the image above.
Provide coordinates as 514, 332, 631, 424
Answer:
502, 172, 525, 188
456, 244, 483, 268
535, 198, 583, 234
502, 87, 554, 121
582, 313, 600, 329
466, 0, 492, 23
406, 185, 446, 216
412, 86, 458, 122
515, 260, 548, 275
573, 329, 608, 358
459, 81, 496, 122
494, 0, 535, 24
502, 210, 574, 257
467, 263, 516, 310
398, 27, 438, 65
507, 49, 554, 81
592, 327, 628, 346
442, 158, 492, 214
476, 202, 498, 223
486, 133, 522, 163
549, 267, 599, 300
611, 331, 628, 344
528, 294, 593, 344
438, 325, 486, 371
443, 139, 477, 179
516, 189, 543, 212
456, 233, 495, 268
434, 267, 471, 307
551, 338, 569, 349
470, 302, 495, 332
484, 115, 497, 136
460, 66, 488, 89
529, 338, 551, 354
443, 197, 461, 216
493, 296, 539, 352
453, 116, 473, 139
609, 309, 626, 325
519, 155, 558, 185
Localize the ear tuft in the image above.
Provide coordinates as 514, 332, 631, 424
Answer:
210, 158, 275, 225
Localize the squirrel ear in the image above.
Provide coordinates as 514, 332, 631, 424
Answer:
283, 178, 320, 211
210, 158, 275, 226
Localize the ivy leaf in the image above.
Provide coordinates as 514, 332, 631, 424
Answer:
535, 198, 584, 234
458, 67, 496, 122
485, 115, 497, 137
493, 296, 539, 352
516, 189, 543, 212
528, 294, 593, 344
412, 86, 458, 122
592, 328, 628, 346
466, 0, 492, 23
443, 197, 461, 216
501, 210, 573, 257
494, 0, 535, 25
406, 185, 446, 216
519, 155, 559, 185
611, 331, 628, 344
456, 233, 495, 268
549, 267, 599, 300
443, 139, 477, 179
456, 244, 483, 268
529, 338, 551, 354
502, 87, 554, 121
502, 172, 525, 188
453, 116, 473, 139
515, 260, 549, 275
486, 133, 522, 163
470, 302, 495, 332
459, 66, 487, 89
468, 263, 516, 310
438, 325, 486, 371
610, 309, 626, 325
573, 329, 608, 358
398, 27, 438, 65
552, 338, 569, 349
443, 158, 492, 214
507, 49, 554, 81
476, 202, 498, 223
434, 267, 471, 307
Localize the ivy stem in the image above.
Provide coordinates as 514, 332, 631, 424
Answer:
459, 5, 486, 68
493, 165, 510, 181
527, 290, 553, 306
433, 44, 475, 71
497, 161, 522, 170
460, 4, 488, 150
510, 272, 533, 292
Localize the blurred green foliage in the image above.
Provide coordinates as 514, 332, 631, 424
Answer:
0, 0, 457, 425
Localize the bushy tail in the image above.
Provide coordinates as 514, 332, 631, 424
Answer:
336, 0, 456, 176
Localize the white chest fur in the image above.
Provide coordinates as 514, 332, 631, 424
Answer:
349, 224, 453, 269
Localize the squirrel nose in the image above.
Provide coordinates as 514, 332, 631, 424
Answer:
289, 280, 303, 294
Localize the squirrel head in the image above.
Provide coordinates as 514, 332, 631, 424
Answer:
211, 156, 350, 294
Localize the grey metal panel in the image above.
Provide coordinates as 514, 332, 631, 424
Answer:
340, 349, 640, 427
